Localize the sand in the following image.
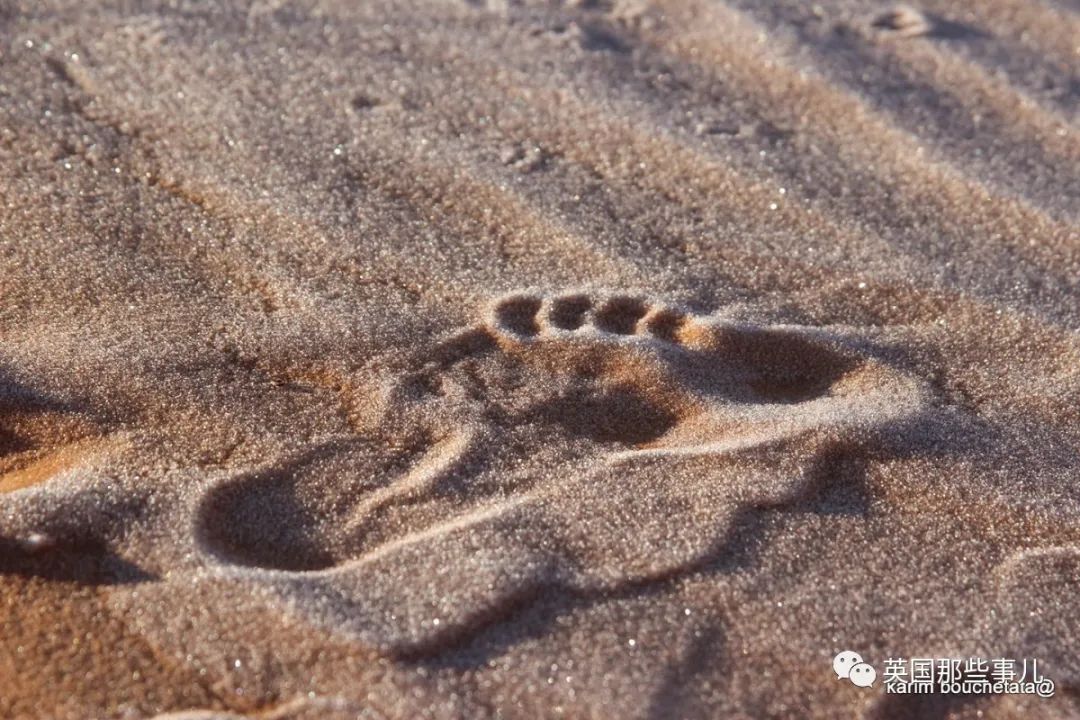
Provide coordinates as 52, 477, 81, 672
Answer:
0, 0, 1078, 717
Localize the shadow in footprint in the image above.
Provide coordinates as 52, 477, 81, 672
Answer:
197, 448, 347, 572
547, 294, 592, 331
715, 327, 857, 404
533, 385, 678, 446
199, 469, 337, 572
493, 295, 543, 337
593, 296, 649, 335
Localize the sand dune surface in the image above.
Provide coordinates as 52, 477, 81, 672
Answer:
0, 0, 1078, 717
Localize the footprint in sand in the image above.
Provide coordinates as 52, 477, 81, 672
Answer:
185, 291, 930, 653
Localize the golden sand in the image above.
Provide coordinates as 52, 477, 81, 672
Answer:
0, 0, 1077, 717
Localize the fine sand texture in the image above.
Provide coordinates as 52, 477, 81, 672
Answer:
1, 0, 1078, 718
